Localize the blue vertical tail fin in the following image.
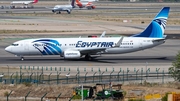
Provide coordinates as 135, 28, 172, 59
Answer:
131, 7, 170, 38
71, 0, 75, 8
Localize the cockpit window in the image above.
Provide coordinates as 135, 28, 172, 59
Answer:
11, 44, 19, 46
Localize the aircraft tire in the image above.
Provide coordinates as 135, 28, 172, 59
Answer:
67, 11, 71, 14
85, 54, 92, 61
21, 57, 24, 61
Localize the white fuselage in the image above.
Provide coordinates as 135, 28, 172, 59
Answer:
53, 5, 72, 12
80, 0, 98, 2
11, 1, 33, 5
5, 37, 165, 56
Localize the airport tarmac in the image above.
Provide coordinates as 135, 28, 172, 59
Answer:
0, 2, 180, 73
0, 6, 180, 16
0, 3, 180, 35
0, 38, 179, 72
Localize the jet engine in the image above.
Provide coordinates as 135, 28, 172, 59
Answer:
64, 51, 81, 59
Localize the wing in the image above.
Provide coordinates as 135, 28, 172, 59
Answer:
80, 47, 107, 55
100, 31, 106, 38
78, 37, 124, 55
63, 8, 72, 13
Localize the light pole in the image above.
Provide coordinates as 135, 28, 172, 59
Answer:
66, 74, 83, 101
80, 84, 83, 101
66, 73, 70, 84
146, 62, 148, 73
145, 62, 148, 80
0, 74, 4, 84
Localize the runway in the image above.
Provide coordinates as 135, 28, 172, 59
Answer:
0, 2, 180, 73
0, 2, 180, 14
0, 7, 180, 15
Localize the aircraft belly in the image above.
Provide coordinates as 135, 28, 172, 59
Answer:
105, 47, 139, 54
143, 40, 164, 49
28, 50, 42, 55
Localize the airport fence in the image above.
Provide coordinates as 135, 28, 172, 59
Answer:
2, 0, 180, 2
0, 66, 173, 85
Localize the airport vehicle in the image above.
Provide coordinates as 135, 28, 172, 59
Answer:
0, 6, 4, 9
75, 0, 95, 9
73, 86, 95, 99
47, 0, 75, 14
5, 7, 170, 61
95, 83, 124, 100
10, 0, 38, 9
72, 83, 123, 100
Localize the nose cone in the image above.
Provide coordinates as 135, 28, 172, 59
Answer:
5, 46, 12, 53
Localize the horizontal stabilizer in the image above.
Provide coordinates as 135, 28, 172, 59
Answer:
152, 38, 165, 42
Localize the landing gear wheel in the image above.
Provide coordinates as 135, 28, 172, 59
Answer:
21, 57, 24, 61
67, 11, 71, 14
87, 7, 92, 10
85, 54, 92, 60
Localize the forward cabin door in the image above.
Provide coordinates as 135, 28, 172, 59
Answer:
139, 39, 143, 49
24, 41, 29, 55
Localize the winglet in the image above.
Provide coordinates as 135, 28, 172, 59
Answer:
33, 0, 38, 3
113, 37, 124, 48
100, 31, 106, 38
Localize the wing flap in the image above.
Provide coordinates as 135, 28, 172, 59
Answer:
80, 48, 106, 55
79, 37, 124, 54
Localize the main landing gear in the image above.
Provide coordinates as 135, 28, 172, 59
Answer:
15, 55, 24, 61
20, 56, 24, 61
85, 54, 92, 61
54, 11, 61, 14
67, 10, 71, 14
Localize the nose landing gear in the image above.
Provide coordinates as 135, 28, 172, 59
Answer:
20, 57, 24, 61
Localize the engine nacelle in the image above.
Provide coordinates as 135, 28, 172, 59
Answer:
64, 51, 81, 59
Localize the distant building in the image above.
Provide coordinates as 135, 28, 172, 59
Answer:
128, 0, 139, 2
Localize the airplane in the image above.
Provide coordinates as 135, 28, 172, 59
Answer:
48, 0, 75, 14
80, 0, 98, 2
79, 31, 105, 38
75, 0, 95, 9
100, 31, 106, 38
5, 7, 170, 61
10, 0, 38, 8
